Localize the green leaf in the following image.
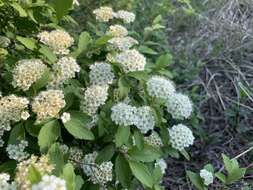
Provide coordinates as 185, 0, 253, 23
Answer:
215, 172, 226, 184
138, 45, 157, 55
16, 36, 36, 50
48, 143, 65, 175
204, 164, 214, 174
115, 126, 130, 147
128, 160, 154, 188
75, 175, 84, 190
95, 144, 115, 164
133, 130, 144, 150
222, 154, 236, 174
153, 166, 163, 184
129, 145, 161, 162
115, 154, 132, 188
128, 71, 149, 81
118, 76, 130, 99
25, 120, 41, 137
180, 149, 190, 161
0, 161, 16, 174
62, 163, 76, 190
77, 32, 92, 54
51, 0, 73, 20
227, 168, 246, 185
156, 54, 173, 68
32, 67, 51, 90
28, 165, 42, 185
39, 45, 57, 63
38, 120, 61, 153
8, 123, 25, 144
11, 3, 27, 17
95, 35, 112, 46
186, 171, 205, 190
63, 112, 94, 140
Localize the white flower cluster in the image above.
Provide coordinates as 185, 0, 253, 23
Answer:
108, 36, 138, 51
168, 124, 194, 151
106, 25, 128, 37
155, 159, 167, 174
115, 10, 136, 23
0, 173, 16, 190
38, 30, 74, 55
146, 76, 175, 99
111, 103, 155, 133
82, 152, 113, 186
111, 102, 137, 126
114, 49, 146, 73
93, 7, 115, 22
135, 106, 155, 134
32, 90, 65, 122
12, 59, 47, 91
89, 62, 114, 85
86, 114, 98, 129
0, 95, 29, 146
80, 85, 109, 116
144, 131, 163, 147
48, 57, 80, 89
15, 155, 54, 190
61, 112, 71, 123
69, 147, 83, 167
166, 93, 193, 120
93, 7, 135, 23
200, 169, 213, 186
6, 140, 29, 162
32, 175, 66, 190
59, 144, 69, 155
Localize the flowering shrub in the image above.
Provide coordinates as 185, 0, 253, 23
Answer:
0, 1, 198, 190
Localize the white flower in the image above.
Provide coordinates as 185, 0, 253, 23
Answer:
145, 131, 163, 147
82, 152, 98, 177
6, 140, 29, 162
146, 75, 175, 99
21, 111, 30, 120
111, 102, 137, 127
38, 30, 74, 55
168, 124, 194, 151
155, 159, 167, 174
12, 59, 48, 91
48, 57, 80, 89
114, 49, 146, 73
108, 37, 138, 51
80, 85, 109, 116
69, 147, 83, 167
73, 0, 79, 6
166, 93, 193, 120
0, 95, 29, 145
106, 25, 128, 37
200, 169, 213, 186
59, 144, 69, 154
32, 175, 66, 190
0, 173, 16, 190
61, 112, 71, 123
89, 62, 114, 85
93, 7, 115, 22
32, 90, 65, 122
115, 10, 135, 23
134, 106, 155, 134
90, 161, 113, 186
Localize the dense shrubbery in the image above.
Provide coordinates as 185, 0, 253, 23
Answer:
0, 0, 252, 190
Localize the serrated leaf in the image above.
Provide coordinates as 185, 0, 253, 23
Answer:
156, 54, 173, 69
38, 120, 61, 153
48, 143, 65, 175
115, 154, 132, 188
62, 163, 76, 190
129, 145, 161, 162
115, 126, 130, 147
28, 165, 42, 185
51, 0, 73, 20
95, 144, 115, 164
11, 3, 27, 17
16, 36, 36, 50
63, 112, 94, 140
39, 45, 57, 63
128, 160, 154, 188
186, 171, 205, 190
8, 123, 25, 144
